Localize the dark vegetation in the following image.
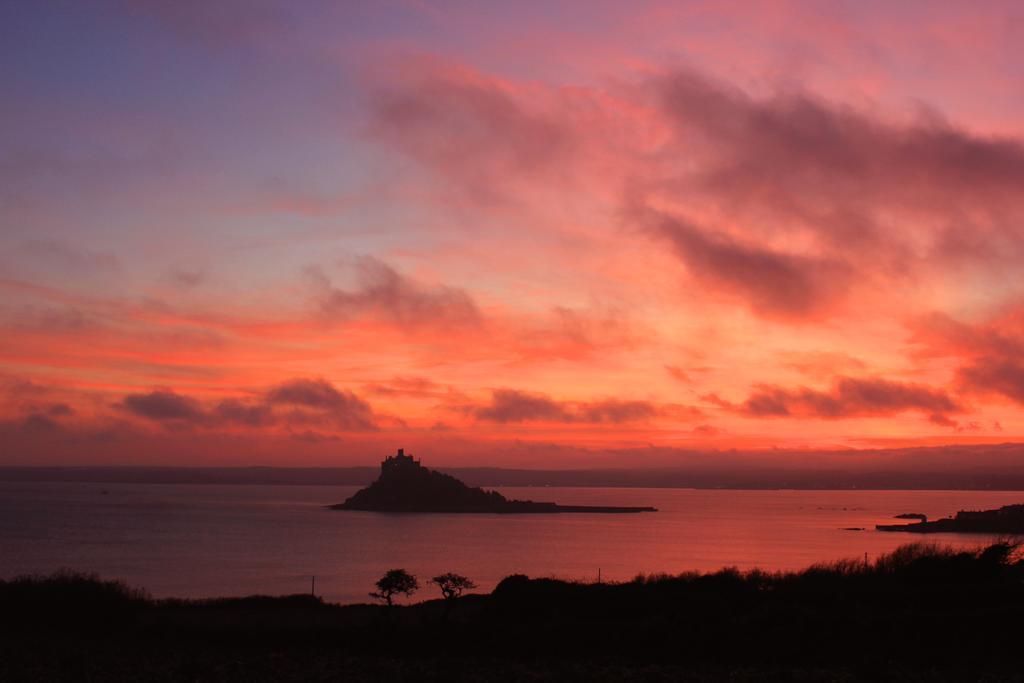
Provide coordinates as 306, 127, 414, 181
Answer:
4, 542, 1024, 681
432, 572, 476, 602
370, 568, 419, 606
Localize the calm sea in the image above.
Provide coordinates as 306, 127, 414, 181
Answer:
1, 483, 1020, 604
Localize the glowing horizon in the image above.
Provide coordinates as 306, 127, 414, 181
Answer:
4, 1, 1024, 466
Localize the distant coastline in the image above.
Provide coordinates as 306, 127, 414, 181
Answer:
7, 462, 1024, 490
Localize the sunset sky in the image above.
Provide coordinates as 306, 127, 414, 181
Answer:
4, 1, 1024, 466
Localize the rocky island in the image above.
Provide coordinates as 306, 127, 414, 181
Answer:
877, 503, 1024, 533
330, 449, 657, 514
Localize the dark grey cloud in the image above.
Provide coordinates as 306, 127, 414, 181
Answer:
912, 311, 1024, 407
725, 376, 960, 420
312, 256, 481, 328
644, 211, 853, 319
121, 389, 205, 422
473, 389, 573, 423
471, 388, 663, 424
957, 358, 1024, 405
265, 378, 376, 430
578, 399, 660, 423
214, 398, 273, 426
20, 413, 62, 435
118, 378, 377, 431
0, 376, 51, 398
266, 378, 350, 407
46, 403, 74, 416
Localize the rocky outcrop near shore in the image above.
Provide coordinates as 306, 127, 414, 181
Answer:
877, 503, 1024, 533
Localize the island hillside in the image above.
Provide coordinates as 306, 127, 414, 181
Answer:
330, 449, 656, 513
877, 502, 1024, 533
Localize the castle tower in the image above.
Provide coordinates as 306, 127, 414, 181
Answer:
381, 447, 419, 474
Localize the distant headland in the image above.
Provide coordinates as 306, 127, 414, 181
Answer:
330, 449, 657, 513
877, 502, 1024, 534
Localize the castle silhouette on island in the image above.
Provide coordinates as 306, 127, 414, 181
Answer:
330, 449, 657, 514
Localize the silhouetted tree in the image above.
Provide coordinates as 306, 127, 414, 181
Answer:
370, 569, 418, 606
431, 572, 476, 602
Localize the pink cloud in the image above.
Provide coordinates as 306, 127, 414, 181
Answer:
367, 59, 575, 203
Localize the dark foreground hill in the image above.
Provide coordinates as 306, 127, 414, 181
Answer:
4, 542, 1024, 681
332, 449, 655, 513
